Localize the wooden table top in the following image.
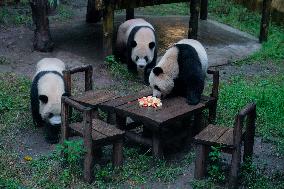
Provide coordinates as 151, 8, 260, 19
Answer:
100, 90, 213, 129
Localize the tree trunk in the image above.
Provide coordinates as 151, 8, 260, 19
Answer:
30, 0, 54, 52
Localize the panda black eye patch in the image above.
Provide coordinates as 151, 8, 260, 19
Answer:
135, 56, 139, 61
39, 95, 48, 104
149, 42, 155, 49
144, 56, 149, 62
154, 85, 161, 92
48, 113, 54, 118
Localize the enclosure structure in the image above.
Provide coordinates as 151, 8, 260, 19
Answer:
30, 0, 272, 55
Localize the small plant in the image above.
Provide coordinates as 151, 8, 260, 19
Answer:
56, 139, 86, 173
105, 55, 136, 80
208, 145, 225, 183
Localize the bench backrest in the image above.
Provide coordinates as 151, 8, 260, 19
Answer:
233, 103, 257, 146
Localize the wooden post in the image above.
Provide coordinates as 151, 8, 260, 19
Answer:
152, 131, 163, 158
188, 0, 200, 39
200, 0, 208, 20
85, 65, 93, 91
230, 116, 243, 188
61, 97, 70, 143
194, 144, 209, 179
103, 2, 114, 58
113, 139, 123, 166
30, 0, 54, 52
86, 0, 102, 23
259, 0, 272, 42
83, 110, 95, 183
126, 8, 134, 20
243, 107, 256, 164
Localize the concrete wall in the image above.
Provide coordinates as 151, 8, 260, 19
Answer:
235, 0, 284, 24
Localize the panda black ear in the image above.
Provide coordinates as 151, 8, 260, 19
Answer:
153, 67, 163, 76
149, 42, 155, 49
39, 95, 48, 104
131, 41, 137, 48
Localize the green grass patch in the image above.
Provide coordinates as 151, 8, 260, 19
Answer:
217, 74, 284, 154
137, 2, 189, 16
0, 6, 32, 25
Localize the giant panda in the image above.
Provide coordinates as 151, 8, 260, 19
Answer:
149, 39, 208, 105
115, 18, 157, 84
30, 58, 66, 144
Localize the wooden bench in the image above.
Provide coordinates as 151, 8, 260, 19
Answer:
98, 69, 219, 158
193, 103, 256, 188
61, 65, 124, 183
61, 96, 125, 183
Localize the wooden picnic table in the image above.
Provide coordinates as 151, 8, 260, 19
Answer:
99, 90, 216, 158
67, 69, 219, 158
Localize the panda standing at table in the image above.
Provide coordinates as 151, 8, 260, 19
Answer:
30, 58, 66, 144
115, 18, 157, 85
149, 39, 208, 105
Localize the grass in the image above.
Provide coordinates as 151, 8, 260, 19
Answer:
217, 74, 284, 154
0, 0, 283, 188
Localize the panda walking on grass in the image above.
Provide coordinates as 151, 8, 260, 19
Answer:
30, 58, 66, 144
149, 39, 208, 105
115, 18, 157, 84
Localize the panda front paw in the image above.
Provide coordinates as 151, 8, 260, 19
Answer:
45, 125, 60, 144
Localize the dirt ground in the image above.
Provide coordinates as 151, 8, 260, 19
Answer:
0, 3, 283, 188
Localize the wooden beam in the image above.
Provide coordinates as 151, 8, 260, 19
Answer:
86, 0, 102, 23
103, 2, 114, 57
200, 0, 208, 20
188, 0, 200, 39
126, 8, 135, 20
259, 0, 272, 42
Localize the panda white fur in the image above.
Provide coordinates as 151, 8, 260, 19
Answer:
30, 58, 66, 143
149, 39, 208, 105
115, 18, 157, 84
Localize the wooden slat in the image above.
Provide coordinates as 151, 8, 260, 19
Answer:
216, 128, 234, 147
92, 119, 124, 138
91, 130, 109, 142
69, 122, 84, 136
100, 89, 152, 108
70, 90, 118, 107
69, 119, 124, 142
194, 124, 229, 144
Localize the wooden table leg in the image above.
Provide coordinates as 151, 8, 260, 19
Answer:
152, 131, 163, 158
107, 112, 116, 125
188, 0, 200, 39
61, 99, 70, 143
30, 0, 54, 52
113, 139, 123, 166
116, 113, 126, 130
103, 3, 114, 58
126, 8, 134, 20
194, 144, 209, 179
193, 111, 205, 135
200, 0, 208, 20
83, 110, 95, 183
